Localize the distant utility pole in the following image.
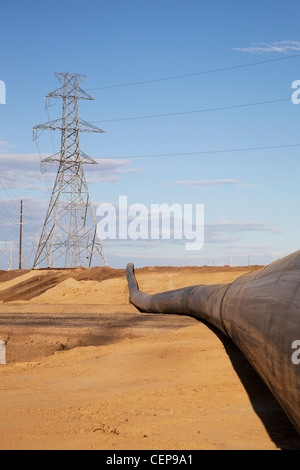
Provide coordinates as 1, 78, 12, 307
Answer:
10, 240, 13, 270
19, 198, 23, 269
32, 73, 108, 269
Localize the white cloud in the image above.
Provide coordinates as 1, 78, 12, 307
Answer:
233, 40, 300, 54
206, 219, 281, 235
85, 158, 148, 183
0, 152, 146, 190
0, 141, 18, 149
174, 179, 263, 188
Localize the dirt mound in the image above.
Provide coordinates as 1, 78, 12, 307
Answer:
0, 267, 125, 303
136, 264, 263, 274
0, 269, 31, 284
29, 277, 129, 304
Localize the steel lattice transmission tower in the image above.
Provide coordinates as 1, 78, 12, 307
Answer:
32, 72, 108, 268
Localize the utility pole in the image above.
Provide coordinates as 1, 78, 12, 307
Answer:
32, 73, 108, 269
19, 198, 23, 269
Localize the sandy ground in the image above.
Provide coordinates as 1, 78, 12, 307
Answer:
0, 265, 300, 450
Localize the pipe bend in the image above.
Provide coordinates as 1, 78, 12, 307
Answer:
126, 262, 229, 335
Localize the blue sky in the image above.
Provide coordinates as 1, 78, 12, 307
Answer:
1, 0, 300, 269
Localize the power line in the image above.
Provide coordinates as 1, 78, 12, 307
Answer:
0, 164, 39, 238
0, 170, 20, 213
0, 171, 21, 233
46, 106, 56, 155
91, 97, 290, 123
34, 138, 53, 195
98, 143, 300, 160
86, 54, 300, 91
0, 199, 19, 235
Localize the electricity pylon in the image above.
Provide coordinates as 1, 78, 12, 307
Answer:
32, 72, 108, 269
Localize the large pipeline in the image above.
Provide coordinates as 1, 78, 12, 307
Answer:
126, 250, 300, 435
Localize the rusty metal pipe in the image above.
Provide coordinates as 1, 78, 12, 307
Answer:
126, 251, 300, 434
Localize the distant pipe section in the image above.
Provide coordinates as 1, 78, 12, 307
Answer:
126, 251, 300, 435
